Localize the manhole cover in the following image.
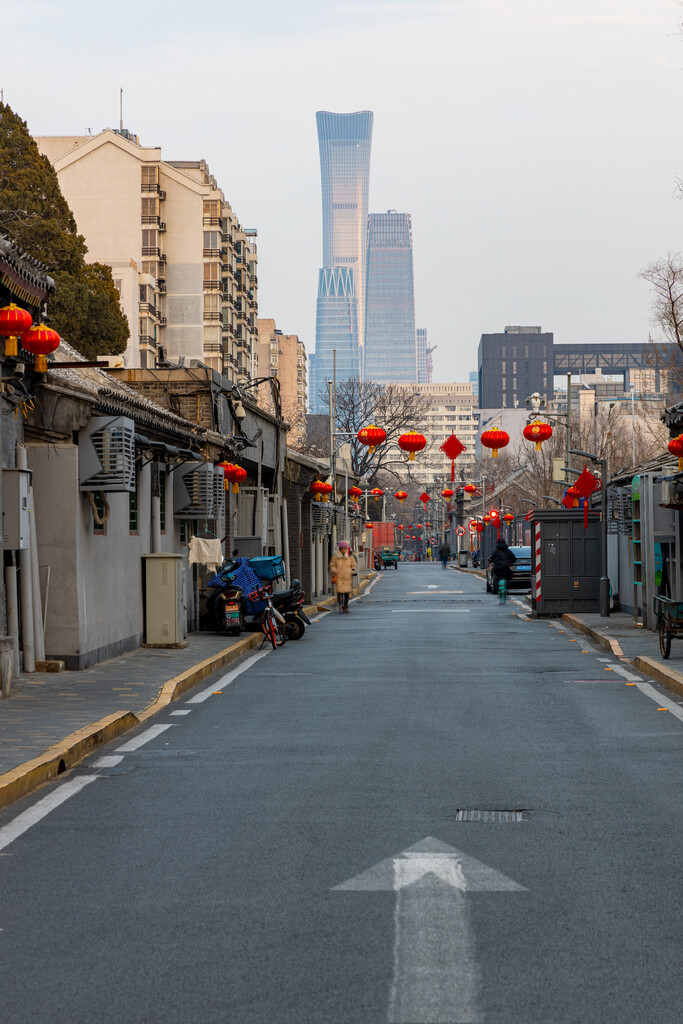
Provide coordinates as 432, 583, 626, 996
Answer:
455, 810, 525, 822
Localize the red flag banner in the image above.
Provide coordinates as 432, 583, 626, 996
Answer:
439, 434, 467, 481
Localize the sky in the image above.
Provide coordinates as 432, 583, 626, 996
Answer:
1, 0, 683, 382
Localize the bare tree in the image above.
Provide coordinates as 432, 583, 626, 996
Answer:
315, 376, 432, 484
639, 253, 683, 393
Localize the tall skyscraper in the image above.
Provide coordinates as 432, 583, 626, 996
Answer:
311, 110, 373, 412
364, 211, 417, 383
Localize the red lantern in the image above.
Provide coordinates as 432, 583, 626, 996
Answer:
398, 430, 427, 461
394, 490, 408, 503
310, 479, 328, 502
370, 487, 383, 497
563, 485, 581, 509
668, 434, 683, 471
464, 483, 477, 494
357, 424, 386, 454
224, 463, 247, 494
397, 524, 405, 530
480, 428, 509, 458
348, 485, 363, 500
365, 521, 373, 530
21, 323, 60, 373
523, 419, 553, 452
503, 513, 514, 523
416, 523, 422, 529
441, 488, 454, 499
0, 303, 33, 358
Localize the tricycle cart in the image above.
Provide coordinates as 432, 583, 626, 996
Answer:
653, 595, 683, 659
380, 546, 399, 569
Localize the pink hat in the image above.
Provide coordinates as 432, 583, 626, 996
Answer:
338, 540, 350, 549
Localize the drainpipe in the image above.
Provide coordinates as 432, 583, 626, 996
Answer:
5, 557, 19, 677
29, 493, 45, 662
15, 446, 34, 673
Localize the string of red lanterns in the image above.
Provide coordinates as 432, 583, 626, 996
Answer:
0, 305, 60, 371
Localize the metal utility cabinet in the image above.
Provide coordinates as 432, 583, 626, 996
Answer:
531, 509, 601, 615
142, 554, 186, 646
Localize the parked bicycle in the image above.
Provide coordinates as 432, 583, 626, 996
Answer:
254, 585, 288, 650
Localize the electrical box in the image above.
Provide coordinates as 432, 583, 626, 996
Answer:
2, 468, 31, 550
142, 554, 186, 646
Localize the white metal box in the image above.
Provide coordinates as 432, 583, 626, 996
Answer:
143, 554, 185, 645
2, 469, 31, 550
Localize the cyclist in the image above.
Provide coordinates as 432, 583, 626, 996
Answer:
488, 539, 516, 594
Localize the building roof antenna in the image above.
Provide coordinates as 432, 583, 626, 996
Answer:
120, 87, 123, 131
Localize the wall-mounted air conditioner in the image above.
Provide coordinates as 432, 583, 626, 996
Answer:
79, 416, 136, 492
661, 479, 683, 508
174, 463, 217, 519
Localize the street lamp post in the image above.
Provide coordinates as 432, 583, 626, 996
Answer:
570, 448, 610, 617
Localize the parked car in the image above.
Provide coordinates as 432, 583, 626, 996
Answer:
486, 545, 532, 592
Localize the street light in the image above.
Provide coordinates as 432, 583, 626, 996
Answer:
569, 448, 610, 617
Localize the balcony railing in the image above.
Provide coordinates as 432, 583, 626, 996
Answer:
142, 215, 160, 226
203, 216, 221, 227
141, 184, 166, 199
203, 311, 223, 323
158, 281, 167, 294
203, 248, 221, 259
142, 246, 160, 257
158, 316, 167, 327
203, 280, 221, 291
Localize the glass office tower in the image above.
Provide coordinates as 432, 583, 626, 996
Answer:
364, 211, 417, 383
312, 110, 373, 412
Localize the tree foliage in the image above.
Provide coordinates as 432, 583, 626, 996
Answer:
0, 102, 129, 356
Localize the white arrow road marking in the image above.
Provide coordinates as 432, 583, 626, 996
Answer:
334, 837, 526, 1023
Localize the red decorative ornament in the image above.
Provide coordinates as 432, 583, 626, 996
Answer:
480, 428, 509, 458
419, 492, 430, 506
416, 523, 423, 528
523, 419, 553, 452
439, 433, 466, 481
441, 488, 454, 499
482, 514, 491, 524
365, 522, 373, 530
0, 303, 33, 358
563, 485, 581, 509
348, 485, 363, 500
397, 524, 405, 530
668, 434, 683, 471
467, 519, 478, 532
357, 424, 386, 454
370, 487, 383, 497
21, 323, 60, 373
503, 513, 514, 523
224, 463, 247, 494
464, 483, 477, 495
474, 521, 485, 534
398, 430, 427, 461
394, 490, 408, 503
310, 479, 328, 502
573, 465, 602, 528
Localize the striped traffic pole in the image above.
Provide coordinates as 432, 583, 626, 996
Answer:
534, 522, 542, 605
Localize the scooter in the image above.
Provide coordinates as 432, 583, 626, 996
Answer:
206, 562, 311, 639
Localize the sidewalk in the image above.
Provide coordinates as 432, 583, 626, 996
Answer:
0, 574, 375, 811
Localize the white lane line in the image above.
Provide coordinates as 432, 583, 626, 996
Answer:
185, 650, 270, 704
311, 610, 331, 621
0, 776, 98, 853
597, 657, 612, 662
391, 609, 471, 614
93, 755, 124, 768
116, 723, 175, 752
170, 709, 192, 716
609, 664, 643, 683
635, 681, 683, 721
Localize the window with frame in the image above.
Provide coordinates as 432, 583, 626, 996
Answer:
141, 166, 159, 186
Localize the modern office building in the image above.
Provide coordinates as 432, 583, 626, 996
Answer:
469, 370, 478, 398
312, 110, 373, 412
364, 211, 417, 383
416, 329, 435, 383
478, 326, 680, 410
36, 130, 257, 376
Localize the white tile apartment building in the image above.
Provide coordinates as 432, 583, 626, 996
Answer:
36, 130, 257, 376
394, 382, 478, 485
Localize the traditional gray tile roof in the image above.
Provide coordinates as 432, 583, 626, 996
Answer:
0, 233, 55, 305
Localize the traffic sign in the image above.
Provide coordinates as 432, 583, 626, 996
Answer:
456, 525, 465, 536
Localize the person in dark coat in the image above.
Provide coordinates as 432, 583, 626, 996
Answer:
438, 542, 450, 569
488, 539, 516, 593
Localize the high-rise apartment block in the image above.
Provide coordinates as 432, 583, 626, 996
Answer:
394, 382, 478, 485
36, 129, 258, 376
364, 211, 417, 383
312, 110, 373, 411
256, 318, 307, 447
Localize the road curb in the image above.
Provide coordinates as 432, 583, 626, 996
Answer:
632, 656, 683, 699
0, 711, 138, 811
562, 613, 683, 701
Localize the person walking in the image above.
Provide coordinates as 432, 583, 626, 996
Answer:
426, 545, 432, 561
329, 540, 357, 613
438, 541, 451, 569
488, 538, 516, 593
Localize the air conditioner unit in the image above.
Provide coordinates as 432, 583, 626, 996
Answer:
173, 463, 217, 519
79, 416, 136, 492
661, 479, 683, 508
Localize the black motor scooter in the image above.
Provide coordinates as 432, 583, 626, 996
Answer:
206, 563, 311, 639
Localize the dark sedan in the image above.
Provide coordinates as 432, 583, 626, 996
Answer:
486, 545, 532, 592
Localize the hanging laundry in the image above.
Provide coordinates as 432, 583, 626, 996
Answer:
188, 536, 223, 572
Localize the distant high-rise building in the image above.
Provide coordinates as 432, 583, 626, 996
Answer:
416, 329, 428, 383
469, 370, 478, 397
364, 211, 417, 383
311, 110, 373, 412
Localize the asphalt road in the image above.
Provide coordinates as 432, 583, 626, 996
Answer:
1, 564, 681, 1024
